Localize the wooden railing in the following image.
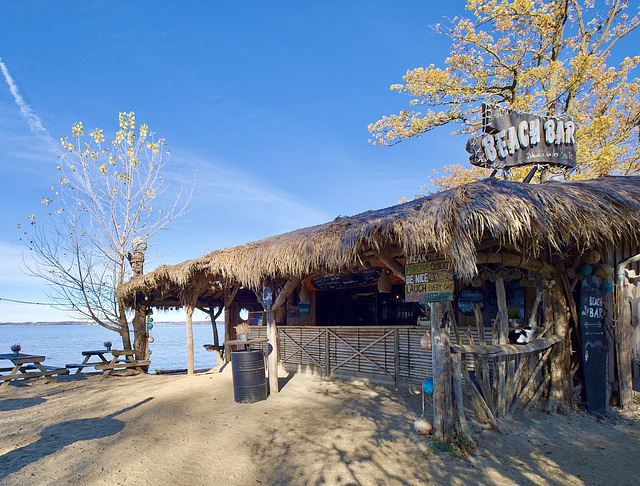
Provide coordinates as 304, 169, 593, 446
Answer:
248, 325, 432, 386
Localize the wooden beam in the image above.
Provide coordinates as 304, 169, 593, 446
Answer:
450, 335, 563, 356
476, 252, 555, 277
272, 277, 301, 311
375, 252, 405, 281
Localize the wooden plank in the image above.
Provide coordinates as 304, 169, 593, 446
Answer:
94, 360, 151, 371
450, 335, 562, 356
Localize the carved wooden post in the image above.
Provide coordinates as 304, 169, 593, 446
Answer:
431, 302, 454, 439
128, 237, 149, 361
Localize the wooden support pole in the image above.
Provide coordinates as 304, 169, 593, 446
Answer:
544, 282, 572, 413
223, 285, 239, 364
495, 277, 509, 416
265, 302, 279, 394
185, 304, 195, 375
431, 302, 454, 439
615, 254, 640, 410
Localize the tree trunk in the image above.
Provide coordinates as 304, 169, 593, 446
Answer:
117, 301, 132, 350
431, 302, 455, 439
132, 306, 149, 372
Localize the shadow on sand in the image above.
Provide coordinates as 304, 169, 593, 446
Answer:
0, 397, 46, 412
0, 397, 153, 480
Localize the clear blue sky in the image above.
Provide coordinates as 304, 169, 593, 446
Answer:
0, 1, 473, 322
4, 1, 634, 323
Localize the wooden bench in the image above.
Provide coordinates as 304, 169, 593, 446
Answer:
93, 350, 151, 377
0, 366, 68, 390
94, 360, 151, 369
0, 364, 68, 373
65, 363, 96, 373
65, 360, 127, 373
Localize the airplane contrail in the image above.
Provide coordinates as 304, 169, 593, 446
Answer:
0, 57, 57, 149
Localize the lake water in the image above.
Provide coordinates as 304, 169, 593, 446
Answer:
0, 324, 225, 372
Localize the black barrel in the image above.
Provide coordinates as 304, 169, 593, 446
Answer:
231, 349, 268, 403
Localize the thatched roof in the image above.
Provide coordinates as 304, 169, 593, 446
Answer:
119, 176, 640, 307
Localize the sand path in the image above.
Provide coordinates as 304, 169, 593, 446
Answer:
1, 369, 639, 485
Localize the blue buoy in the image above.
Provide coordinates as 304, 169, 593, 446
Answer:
578, 264, 593, 277
423, 377, 433, 395
147, 322, 154, 330
600, 281, 614, 294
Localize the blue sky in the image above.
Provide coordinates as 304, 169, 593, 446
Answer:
3, 1, 636, 323
0, 1, 474, 322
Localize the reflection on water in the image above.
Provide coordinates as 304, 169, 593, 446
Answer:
0, 324, 225, 372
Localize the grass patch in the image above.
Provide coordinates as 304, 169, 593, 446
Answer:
428, 436, 476, 459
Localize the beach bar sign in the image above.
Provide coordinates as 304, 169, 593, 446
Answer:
405, 252, 454, 303
466, 103, 576, 169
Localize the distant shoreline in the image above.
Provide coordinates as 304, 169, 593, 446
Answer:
0, 321, 216, 326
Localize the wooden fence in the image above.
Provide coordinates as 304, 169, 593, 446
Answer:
248, 325, 432, 386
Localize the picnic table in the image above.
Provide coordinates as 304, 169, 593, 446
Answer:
65, 349, 113, 374
92, 350, 151, 377
0, 353, 68, 391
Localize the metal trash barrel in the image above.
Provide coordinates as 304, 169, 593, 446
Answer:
231, 349, 268, 403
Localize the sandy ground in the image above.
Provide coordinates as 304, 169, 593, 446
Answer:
1, 367, 639, 486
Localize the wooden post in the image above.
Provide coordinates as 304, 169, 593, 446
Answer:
223, 285, 239, 364
185, 304, 195, 375
495, 277, 509, 415
545, 281, 571, 413
431, 302, 455, 439
616, 260, 638, 410
265, 302, 279, 394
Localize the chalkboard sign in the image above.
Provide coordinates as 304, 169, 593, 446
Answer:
457, 286, 485, 316
310, 268, 382, 291
579, 276, 608, 414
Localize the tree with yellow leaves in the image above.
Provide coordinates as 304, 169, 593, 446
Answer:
369, 0, 640, 191
22, 112, 192, 357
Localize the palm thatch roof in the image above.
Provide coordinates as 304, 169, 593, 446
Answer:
119, 176, 640, 307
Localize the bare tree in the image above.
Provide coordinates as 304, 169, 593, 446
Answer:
21, 111, 192, 358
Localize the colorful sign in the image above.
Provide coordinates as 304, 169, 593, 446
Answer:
405, 252, 454, 303
466, 104, 576, 169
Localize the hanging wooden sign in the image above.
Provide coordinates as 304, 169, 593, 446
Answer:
405, 252, 454, 303
466, 104, 576, 169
